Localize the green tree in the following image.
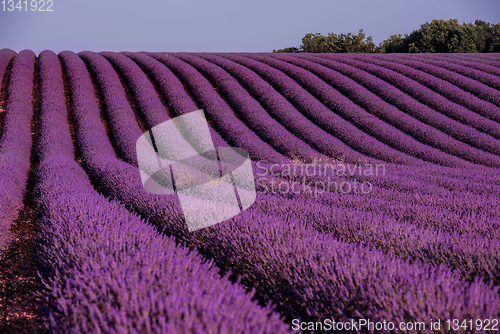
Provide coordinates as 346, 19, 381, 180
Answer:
474, 20, 500, 52
273, 46, 301, 53
475, 20, 493, 52
274, 19, 500, 53
301, 33, 329, 52
301, 29, 377, 53
403, 19, 477, 52
378, 34, 407, 53
491, 23, 500, 52
379, 19, 499, 53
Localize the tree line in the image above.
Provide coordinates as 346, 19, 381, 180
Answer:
273, 19, 500, 53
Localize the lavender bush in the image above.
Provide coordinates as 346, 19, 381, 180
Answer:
147, 53, 289, 164
222, 53, 427, 166
1, 48, 499, 333
379, 54, 500, 108
349, 54, 500, 124
194, 53, 374, 164
272, 54, 500, 167
37, 50, 290, 333
243, 53, 473, 168
309, 54, 500, 148
0, 50, 35, 248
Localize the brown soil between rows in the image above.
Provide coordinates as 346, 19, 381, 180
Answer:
0, 207, 46, 334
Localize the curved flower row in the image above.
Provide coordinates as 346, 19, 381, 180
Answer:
321, 162, 499, 198
252, 166, 500, 293
37, 51, 74, 161
100, 52, 204, 162
450, 53, 500, 60
147, 53, 289, 164
59, 51, 186, 234
59, 51, 117, 160
123, 52, 230, 149
139, 52, 496, 215
276, 54, 500, 167
304, 54, 500, 152
78, 51, 144, 166
36, 159, 289, 333
392, 54, 500, 91
98, 51, 247, 188
61, 51, 500, 240
253, 190, 500, 285
248, 53, 474, 168
439, 54, 500, 64
57, 50, 500, 326
38, 50, 290, 333
380, 54, 500, 107
322, 54, 500, 138
253, 164, 500, 240
189, 202, 500, 324
61, 52, 183, 207
195, 53, 375, 164
317, 54, 500, 140
225, 53, 426, 166
170, 53, 326, 163
351, 54, 500, 124
57, 50, 500, 328
425, 54, 500, 69
79, 52, 218, 190
425, 53, 500, 67
62, 49, 269, 241
0, 50, 35, 242
57, 158, 500, 327
100, 52, 169, 128
419, 53, 500, 77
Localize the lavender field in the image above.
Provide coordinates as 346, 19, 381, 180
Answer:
1, 49, 500, 333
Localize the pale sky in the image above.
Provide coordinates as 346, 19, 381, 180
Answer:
0, 0, 499, 54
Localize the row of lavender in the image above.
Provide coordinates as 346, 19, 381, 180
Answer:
103, 54, 498, 260
149, 55, 500, 234
323, 53, 500, 123
0, 49, 293, 332
244, 53, 500, 167
101, 55, 500, 214
1, 48, 500, 331
0, 49, 33, 250
35, 50, 291, 333
378, 54, 500, 105
101, 52, 500, 246
54, 50, 500, 326
68, 50, 500, 328
82, 50, 498, 170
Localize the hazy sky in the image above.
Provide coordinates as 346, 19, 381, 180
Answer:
1, 0, 499, 54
